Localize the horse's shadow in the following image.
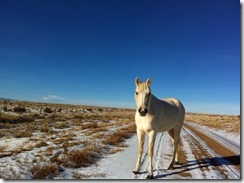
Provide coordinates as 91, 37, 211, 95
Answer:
153, 155, 240, 179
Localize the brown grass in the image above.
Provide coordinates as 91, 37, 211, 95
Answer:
0, 100, 136, 178
80, 122, 98, 130
109, 147, 125, 154
0, 112, 33, 124
102, 124, 136, 146
13, 130, 32, 138
92, 133, 104, 139
73, 172, 83, 179
61, 146, 101, 168
54, 122, 70, 129
73, 172, 107, 179
185, 113, 240, 134
0, 145, 8, 152
12, 123, 35, 138
34, 141, 49, 148
39, 118, 53, 133
0, 145, 10, 158
31, 163, 58, 179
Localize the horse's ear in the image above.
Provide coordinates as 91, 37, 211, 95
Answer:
146, 77, 151, 86
135, 77, 140, 86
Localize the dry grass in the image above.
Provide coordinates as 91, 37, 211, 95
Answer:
109, 147, 125, 154
80, 122, 98, 130
92, 133, 104, 139
185, 112, 240, 134
13, 123, 34, 138
39, 118, 53, 133
13, 130, 33, 138
0, 145, 8, 152
0, 99, 240, 179
34, 141, 49, 148
0, 100, 136, 178
0, 145, 9, 158
53, 133, 76, 148
61, 146, 101, 168
54, 121, 70, 129
0, 112, 34, 124
102, 123, 136, 146
73, 172, 107, 179
31, 163, 58, 179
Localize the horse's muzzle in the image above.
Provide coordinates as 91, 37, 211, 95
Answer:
138, 107, 148, 116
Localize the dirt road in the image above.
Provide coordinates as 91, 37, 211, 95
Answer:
93, 121, 240, 179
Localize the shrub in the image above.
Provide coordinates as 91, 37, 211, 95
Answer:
62, 146, 100, 168
102, 124, 136, 146
31, 163, 58, 179
44, 107, 52, 113
13, 106, 26, 113
34, 141, 49, 148
0, 113, 33, 124
80, 122, 98, 130
40, 120, 51, 133
54, 122, 69, 129
2, 106, 8, 112
13, 130, 32, 138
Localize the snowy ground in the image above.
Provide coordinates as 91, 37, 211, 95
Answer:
71, 122, 240, 180
0, 121, 240, 180
0, 101, 240, 180
0, 121, 240, 179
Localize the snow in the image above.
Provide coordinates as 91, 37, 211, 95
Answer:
77, 124, 240, 180
0, 138, 28, 151
186, 121, 240, 145
88, 136, 138, 179
185, 122, 240, 155
0, 120, 240, 180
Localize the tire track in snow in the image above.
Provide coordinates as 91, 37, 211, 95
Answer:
185, 122, 240, 155
182, 126, 240, 179
133, 132, 175, 179
133, 132, 165, 179
93, 123, 239, 179
133, 124, 240, 179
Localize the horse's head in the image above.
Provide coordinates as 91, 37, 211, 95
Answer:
134, 77, 151, 116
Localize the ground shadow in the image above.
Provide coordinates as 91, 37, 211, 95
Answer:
154, 155, 240, 179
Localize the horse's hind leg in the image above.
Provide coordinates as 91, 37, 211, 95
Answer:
167, 127, 181, 170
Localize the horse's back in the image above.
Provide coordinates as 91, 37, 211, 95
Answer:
160, 97, 185, 122
158, 98, 185, 122
163, 98, 185, 112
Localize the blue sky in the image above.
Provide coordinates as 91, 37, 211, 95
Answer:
0, 0, 240, 114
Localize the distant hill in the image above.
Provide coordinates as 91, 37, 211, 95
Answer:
0, 97, 14, 101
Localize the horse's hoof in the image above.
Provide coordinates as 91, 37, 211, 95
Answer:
175, 161, 179, 165
132, 170, 139, 174
146, 175, 154, 179
167, 164, 174, 170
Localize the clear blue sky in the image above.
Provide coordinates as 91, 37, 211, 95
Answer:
0, 0, 240, 115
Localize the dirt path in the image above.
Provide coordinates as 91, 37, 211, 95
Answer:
181, 123, 240, 179
93, 122, 240, 179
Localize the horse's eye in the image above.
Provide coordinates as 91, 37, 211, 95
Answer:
135, 92, 138, 95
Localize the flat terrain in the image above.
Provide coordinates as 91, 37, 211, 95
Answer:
0, 100, 240, 179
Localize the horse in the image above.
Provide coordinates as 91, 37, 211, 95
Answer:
132, 77, 185, 179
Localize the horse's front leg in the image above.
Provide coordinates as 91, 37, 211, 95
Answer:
146, 131, 156, 179
133, 130, 145, 174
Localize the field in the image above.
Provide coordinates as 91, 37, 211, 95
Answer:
185, 112, 240, 134
0, 100, 240, 179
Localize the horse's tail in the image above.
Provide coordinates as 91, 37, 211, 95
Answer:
167, 98, 185, 124
177, 99, 185, 125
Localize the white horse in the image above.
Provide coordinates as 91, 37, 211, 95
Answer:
132, 77, 185, 179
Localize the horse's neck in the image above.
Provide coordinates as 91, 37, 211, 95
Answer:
148, 94, 158, 114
